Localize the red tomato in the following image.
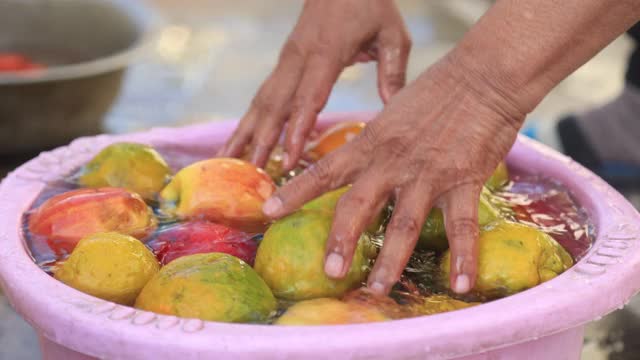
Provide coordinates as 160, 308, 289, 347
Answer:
151, 220, 258, 266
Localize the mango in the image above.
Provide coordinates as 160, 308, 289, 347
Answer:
54, 232, 159, 305
278, 288, 479, 324
417, 190, 501, 251
28, 187, 157, 254
306, 122, 365, 159
242, 144, 286, 180
302, 186, 384, 233
78, 143, 172, 200
342, 288, 412, 319
411, 294, 479, 316
135, 253, 277, 323
486, 161, 510, 191
441, 221, 573, 298
159, 158, 276, 232
301, 186, 351, 213
275, 298, 388, 325
255, 211, 373, 300
151, 220, 257, 266
343, 289, 477, 319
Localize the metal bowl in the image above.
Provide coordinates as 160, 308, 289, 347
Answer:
0, 0, 154, 155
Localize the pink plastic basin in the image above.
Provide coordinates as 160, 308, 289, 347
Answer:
1, 112, 639, 360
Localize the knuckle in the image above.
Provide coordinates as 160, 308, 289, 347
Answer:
251, 96, 277, 117
308, 33, 335, 60
337, 192, 367, 210
384, 71, 406, 89
385, 137, 411, 158
382, 29, 412, 53
280, 39, 306, 61
359, 124, 380, 151
307, 160, 333, 187
389, 214, 420, 235
292, 94, 321, 115
254, 137, 276, 149
448, 218, 478, 242
400, 32, 412, 50
254, 125, 280, 146
406, 159, 427, 179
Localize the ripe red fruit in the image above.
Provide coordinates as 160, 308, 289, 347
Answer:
152, 221, 258, 266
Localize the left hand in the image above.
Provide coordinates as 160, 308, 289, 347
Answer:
217, 0, 411, 169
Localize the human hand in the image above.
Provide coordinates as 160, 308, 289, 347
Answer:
261, 54, 526, 295
218, 0, 411, 169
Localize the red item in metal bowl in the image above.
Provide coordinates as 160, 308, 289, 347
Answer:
0, 53, 44, 72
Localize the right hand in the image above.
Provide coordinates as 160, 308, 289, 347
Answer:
261, 53, 525, 295
217, 0, 412, 170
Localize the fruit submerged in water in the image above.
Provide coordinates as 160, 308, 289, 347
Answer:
302, 186, 384, 233
306, 122, 366, 159
411, 294, 478, 315
159, 158, 276, 232
276, 297, 388, 325
275, 289, 478, 325
135, 253, 277, 323
151, 220, 257, 266
417, 189, 501, 252
441, 221, 573, 298
486, 161, 510, 191
54, 232, 159, 305
342, 288, 412, 319
255, 211, 373, 301
28, 187, 157, 254
78, 142, 172, 200
344, 289, 477, 319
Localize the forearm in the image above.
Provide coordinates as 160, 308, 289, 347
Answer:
451, 0, 640, 115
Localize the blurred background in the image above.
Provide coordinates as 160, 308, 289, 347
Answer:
0, 0, 638, 359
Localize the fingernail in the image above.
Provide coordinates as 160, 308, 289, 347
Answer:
324, 253, 344, 278
453, 274, 470, 294
262, 197, 282, 216
369, 281, 386, 295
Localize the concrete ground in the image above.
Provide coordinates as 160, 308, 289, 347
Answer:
0, 1, 638, 358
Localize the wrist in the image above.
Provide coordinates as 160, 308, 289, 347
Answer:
437, 49, 528, 130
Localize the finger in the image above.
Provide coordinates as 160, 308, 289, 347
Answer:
348, 43, 377, 66
221, 39, 306, 158
249, 118, 285, 168
262, 141, 365, 219
217, 108, 256, 158
284, 54, 344, 170
376, 30, 411, 103
442, 183, 481, 294
351, 51, 375, 64
324, 171, 392, 279
367, 181, 432, 295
